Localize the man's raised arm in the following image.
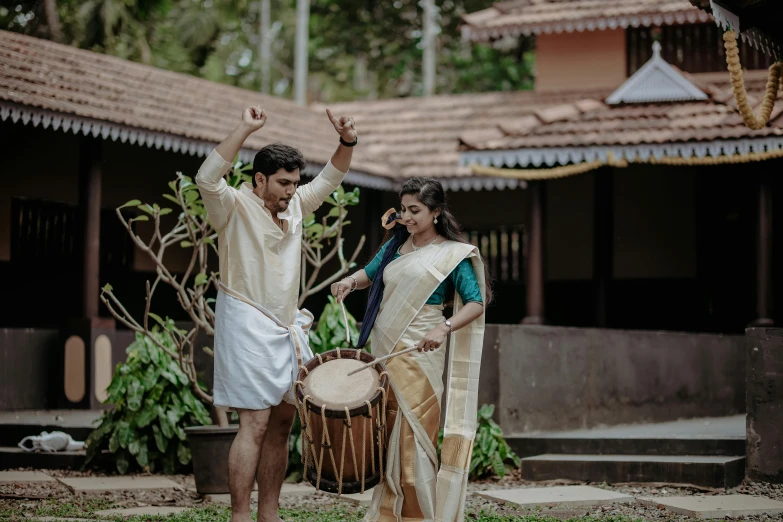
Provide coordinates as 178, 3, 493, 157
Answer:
298, 109, 358, 216
196, 106, 267, 230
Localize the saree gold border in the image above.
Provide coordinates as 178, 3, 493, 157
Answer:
385, 351, 442, 456
440, 435, 473, 470
385, 348, 442, 520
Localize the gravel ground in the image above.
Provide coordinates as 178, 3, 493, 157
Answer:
2, 468, 783, 520
464, 470, 783, 521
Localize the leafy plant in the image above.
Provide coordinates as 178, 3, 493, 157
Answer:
308, 295, 361, 354
84, 330, 212, 474
469, 404, 521, 480
299, 185, 365, 307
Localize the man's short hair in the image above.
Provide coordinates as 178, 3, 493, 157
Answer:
252, 143, 306, 187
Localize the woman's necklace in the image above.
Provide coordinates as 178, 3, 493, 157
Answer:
411, 233, 440, 251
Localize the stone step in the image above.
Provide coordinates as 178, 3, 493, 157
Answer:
0, 424, 94, 448
0, 410, 101, 447
0, 446, 87, 470
508, 436, 745, 458
521, 454, 746, 489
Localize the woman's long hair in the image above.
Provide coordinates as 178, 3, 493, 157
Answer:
399, 177, 493, 304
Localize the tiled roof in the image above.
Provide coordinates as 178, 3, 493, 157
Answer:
0, 30, 391, 182
321, 88, 609, 180
461, 0, 712, 42
459, 70, 783, 153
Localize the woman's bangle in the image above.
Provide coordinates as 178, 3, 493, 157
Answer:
348, 275, 358, 291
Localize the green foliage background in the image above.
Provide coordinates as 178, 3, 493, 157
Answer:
1, 0, 534, 102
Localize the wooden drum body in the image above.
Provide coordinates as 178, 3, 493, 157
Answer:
295, 348, 389, 495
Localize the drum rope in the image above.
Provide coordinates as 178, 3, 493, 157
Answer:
376, 386, 388, 478
344, 406, 360, 493
364, 399, 376, 476
339, 414, 348, 495
321, 405, 340, 494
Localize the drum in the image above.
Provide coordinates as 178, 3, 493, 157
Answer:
295, 348, 389, 495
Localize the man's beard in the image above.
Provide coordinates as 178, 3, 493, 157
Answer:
261, 189, 288, 213
275, 199, 289, 212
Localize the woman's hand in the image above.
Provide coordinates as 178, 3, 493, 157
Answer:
330, 279, 353, 303
416, 323, 450, 352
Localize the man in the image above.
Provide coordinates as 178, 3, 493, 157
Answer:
195, 106, 357, 522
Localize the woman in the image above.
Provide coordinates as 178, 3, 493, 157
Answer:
331, 178, 489, 522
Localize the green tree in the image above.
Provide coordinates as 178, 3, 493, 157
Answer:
1, 0, 534, 101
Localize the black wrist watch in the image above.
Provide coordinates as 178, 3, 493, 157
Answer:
340, 136, 358, 147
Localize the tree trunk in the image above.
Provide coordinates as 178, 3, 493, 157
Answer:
422, 0, 436, 96
294, 0, 310, 106
213, 406, 229, 427
259, 0, 271, 94
43, 0, 64, 43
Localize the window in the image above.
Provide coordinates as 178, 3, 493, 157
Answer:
463, 225, 525, 282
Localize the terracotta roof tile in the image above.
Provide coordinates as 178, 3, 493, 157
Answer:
535, 103, 580, 123
462, 0, 712, 42
460, 74, 783, 153
322, 87, 610, 178
0, 30, 390, 178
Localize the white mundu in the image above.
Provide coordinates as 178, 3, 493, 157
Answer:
196, 149, 347, 410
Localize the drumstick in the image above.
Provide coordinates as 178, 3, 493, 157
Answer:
340, 301, 351, 346
346, 345, 420, 376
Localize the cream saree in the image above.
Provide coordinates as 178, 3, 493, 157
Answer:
364, 240, 486, 522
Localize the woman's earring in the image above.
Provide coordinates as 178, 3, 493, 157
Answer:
434, 217, 438, 224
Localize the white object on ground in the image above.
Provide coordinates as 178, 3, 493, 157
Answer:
18, 431, 86, 452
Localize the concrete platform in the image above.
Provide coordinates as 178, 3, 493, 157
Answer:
205, 482, 316, 504
331, 488, 375, 506
0, 446, 86, 471
0, 410, 103, 428
57, 475, 181, 492
0, 470, 55, 483
518, 416, 746, 439
521, 454, 745, 488
637, 495, 783, 518
509, 415, 745, 458
475, 485, 634, 508
95, 506, 191, 517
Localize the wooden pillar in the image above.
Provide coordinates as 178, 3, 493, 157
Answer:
78, 138, 102, 322
593, 168, 614, 328
523, 180, 546, 324
752, 173, 773, 326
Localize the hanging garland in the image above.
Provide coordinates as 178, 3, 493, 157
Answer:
723, 30, 783, 130
469, 155, 628, 180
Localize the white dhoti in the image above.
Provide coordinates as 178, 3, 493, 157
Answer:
213, 284, 314, 411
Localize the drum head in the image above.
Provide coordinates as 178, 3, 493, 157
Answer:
303, 358, 381, 410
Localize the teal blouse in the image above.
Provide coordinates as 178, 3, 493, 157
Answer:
364, 240, 483, 305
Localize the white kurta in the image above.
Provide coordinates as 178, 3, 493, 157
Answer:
196, 149, 346, 410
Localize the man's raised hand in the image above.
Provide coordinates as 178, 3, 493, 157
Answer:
241, 106, 267, 132
326, 109, 357, 143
